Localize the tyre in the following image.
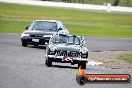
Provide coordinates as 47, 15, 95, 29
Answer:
34, 44, 38, 47
22, 42, 28, 47
46, 58, 52, 67
78, 62, 86, 69
81, 62, 86, 69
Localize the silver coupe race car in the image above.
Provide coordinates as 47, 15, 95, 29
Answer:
45, 34, 88, 69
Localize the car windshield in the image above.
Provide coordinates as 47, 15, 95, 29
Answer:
31, 21, 57, 31
52, 35, 80, 45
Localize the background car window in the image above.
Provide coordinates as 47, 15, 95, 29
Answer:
32, 21, 57, 31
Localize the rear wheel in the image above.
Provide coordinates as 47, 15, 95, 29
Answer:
22, 42, 28, 47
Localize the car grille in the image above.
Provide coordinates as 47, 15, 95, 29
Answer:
30, 34, 43, 37
56, 51, 80, 57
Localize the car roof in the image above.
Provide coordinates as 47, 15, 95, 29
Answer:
34, 20, 60, 23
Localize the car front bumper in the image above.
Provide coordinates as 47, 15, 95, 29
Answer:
21, 36, 50, 45
47, 55, 88, 63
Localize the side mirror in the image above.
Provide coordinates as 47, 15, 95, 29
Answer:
57, 28, 62, 32
25, 25, 29, 30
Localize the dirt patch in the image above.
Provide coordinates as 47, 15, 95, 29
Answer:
89, 51, 132, 69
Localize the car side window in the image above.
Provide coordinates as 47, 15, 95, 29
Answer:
58, 22, 64, 30
28, 23, 33, 30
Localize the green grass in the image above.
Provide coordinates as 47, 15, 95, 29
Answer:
118, 54, 132, 63
0, 2, 132, 38
0, 20, 31, 32
66, 23, 132, 38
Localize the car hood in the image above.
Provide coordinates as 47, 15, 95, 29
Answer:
55, 44, 81, 52
23, 30, 56, 35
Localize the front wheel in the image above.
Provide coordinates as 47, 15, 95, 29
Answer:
78, 62, 86, 69
45, 58, 52, 67
34, 44, 38, 47
22, 42, 28, 47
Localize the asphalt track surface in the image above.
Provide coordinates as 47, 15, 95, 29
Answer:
84, 37, 132, 51
0, 33, 132, 88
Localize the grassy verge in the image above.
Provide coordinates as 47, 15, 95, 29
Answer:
0, 20, 30, 33
0, 2, 132, 38
1, 2, 132, 24
118, 54, 132, 63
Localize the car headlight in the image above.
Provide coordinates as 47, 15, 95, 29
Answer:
49, 45, 56, 51
21, 33, 29, 37
80, 47, 88, 54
